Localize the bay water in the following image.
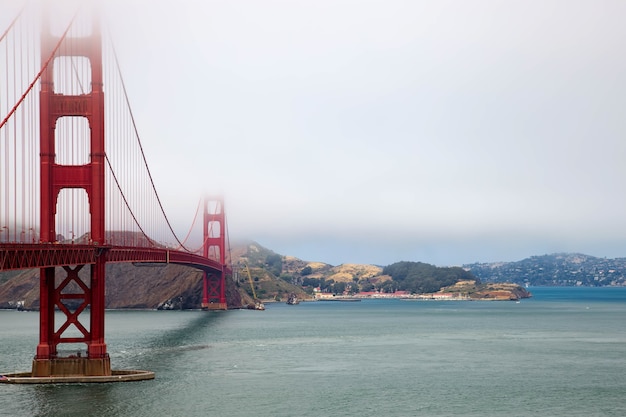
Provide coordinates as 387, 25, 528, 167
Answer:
1, 287, 625, 416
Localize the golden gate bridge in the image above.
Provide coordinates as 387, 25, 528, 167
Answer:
0, 4, 231, 382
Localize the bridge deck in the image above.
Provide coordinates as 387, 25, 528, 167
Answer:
0, 244, 224, 273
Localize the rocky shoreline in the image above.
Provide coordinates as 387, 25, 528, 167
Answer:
424, 281, 532, 301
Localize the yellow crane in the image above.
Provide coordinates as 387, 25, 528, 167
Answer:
243, 262, 265, 310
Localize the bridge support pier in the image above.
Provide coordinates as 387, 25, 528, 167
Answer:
202, 271, 227, 310
32, 258, 111, 377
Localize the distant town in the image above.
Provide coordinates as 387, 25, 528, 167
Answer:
466, 253, 626, 287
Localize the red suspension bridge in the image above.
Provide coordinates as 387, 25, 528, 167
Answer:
0, 5, 231, 380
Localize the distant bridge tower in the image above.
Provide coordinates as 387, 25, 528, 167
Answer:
34, 14, 110, 376
202, 197, 228, 310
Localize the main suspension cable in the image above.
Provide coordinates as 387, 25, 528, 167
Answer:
0, 10, 78, 130
0, 6, 23, 44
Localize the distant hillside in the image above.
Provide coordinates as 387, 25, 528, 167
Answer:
465, 253, 626, 286
229, 241, 387, 301
0, 263, 244, 310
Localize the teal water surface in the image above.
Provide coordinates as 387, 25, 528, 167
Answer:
1, 287, 625, 416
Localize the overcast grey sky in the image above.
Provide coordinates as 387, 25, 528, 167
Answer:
6, 0, 626, 266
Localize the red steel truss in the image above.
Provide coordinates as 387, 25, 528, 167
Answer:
0, 244, 224, 272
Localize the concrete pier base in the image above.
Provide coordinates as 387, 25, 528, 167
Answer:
0, 369, 154, 384
0, 357, 154, 384
202, 302, 227, 310
31, 357, 112, 377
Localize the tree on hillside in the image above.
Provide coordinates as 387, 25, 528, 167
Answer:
377, 280, 398, 293
302, 277, 320, 288
265, 254, 283, 276
332, 282, 346, 294
383, 261, 477, 293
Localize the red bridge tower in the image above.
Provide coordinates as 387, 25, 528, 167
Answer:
33, 16, 110, 376
202, 197, 228, 310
